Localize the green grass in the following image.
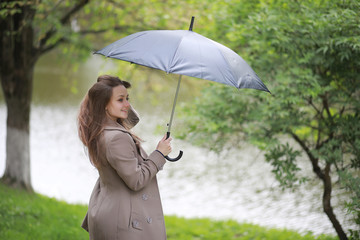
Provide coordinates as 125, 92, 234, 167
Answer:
165, 216, 337, 240
0, 182, 337, 240
0, 182, 88, 240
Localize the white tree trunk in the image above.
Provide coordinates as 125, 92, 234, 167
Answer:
3, 125, 32, 190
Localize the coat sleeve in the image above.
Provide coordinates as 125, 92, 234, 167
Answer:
106, 131, 166, 191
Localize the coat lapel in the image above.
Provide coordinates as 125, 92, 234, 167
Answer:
103, 117, 148, 160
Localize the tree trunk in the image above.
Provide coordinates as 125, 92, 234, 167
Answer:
0, 1, 37, 191
1, 69, 34, 191
322, 163, 348, 240
291, 133, 348, 239
1, 0, 90, 191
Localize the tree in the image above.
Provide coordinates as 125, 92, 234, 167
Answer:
0, 0, 206, 191
178, 0, 360, 239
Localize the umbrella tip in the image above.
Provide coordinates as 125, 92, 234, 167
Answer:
189, 16, 195, 31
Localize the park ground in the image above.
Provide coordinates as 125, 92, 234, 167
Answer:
0, 182, 338, 240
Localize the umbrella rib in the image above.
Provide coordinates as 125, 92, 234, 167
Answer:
194, 34, 205, 80
167, 31, 188, 74
212, 42, 239, 87
108, 32, 147, 58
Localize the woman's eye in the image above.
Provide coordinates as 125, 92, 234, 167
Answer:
118, 97, 129, 102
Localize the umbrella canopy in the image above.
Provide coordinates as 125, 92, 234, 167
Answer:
95, 29, 270, 93
94, 17, 270, 161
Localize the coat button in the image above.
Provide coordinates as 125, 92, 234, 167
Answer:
142, 194, 148, 200
132, 220, 139, 228
147, 217, 152, 224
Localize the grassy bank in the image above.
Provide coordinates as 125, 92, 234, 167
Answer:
0, 182, 337, 240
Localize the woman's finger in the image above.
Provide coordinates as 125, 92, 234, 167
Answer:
161, 134, 167, 141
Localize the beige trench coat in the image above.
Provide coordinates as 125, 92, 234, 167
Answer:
81, 118, 167, 240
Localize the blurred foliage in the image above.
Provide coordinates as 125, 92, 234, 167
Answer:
29, 0, 211, 62
264, 142, 307, 189
178, 0, 360, 238
0, 0, 214, 103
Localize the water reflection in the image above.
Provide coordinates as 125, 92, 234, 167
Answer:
0, 53, 354, 236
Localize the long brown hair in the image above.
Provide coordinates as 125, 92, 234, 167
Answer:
78, 75, 139, 168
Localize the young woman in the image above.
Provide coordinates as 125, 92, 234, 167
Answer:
78, 75, 172, 240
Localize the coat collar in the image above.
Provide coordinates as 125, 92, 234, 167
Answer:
103, 117, 129, 133
103, 116, 147, 159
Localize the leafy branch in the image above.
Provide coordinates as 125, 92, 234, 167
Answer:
37, 0, 90, 55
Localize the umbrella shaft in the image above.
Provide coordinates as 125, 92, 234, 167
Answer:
168, 75, 182, 133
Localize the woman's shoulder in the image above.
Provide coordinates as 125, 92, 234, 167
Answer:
102, 129, 137, 157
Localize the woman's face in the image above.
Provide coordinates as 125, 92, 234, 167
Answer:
106, 85, 130, 121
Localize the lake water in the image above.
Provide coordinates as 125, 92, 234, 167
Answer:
0, 53, 355, 236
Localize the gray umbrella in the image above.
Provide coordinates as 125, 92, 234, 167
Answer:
95, 17, 270, 161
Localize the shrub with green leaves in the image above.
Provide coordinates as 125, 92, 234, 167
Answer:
178, 1, 360, 239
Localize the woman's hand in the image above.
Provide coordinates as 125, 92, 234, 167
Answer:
156, 134, 172, 156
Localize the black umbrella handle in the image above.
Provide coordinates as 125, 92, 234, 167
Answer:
164, 132, 183, 162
